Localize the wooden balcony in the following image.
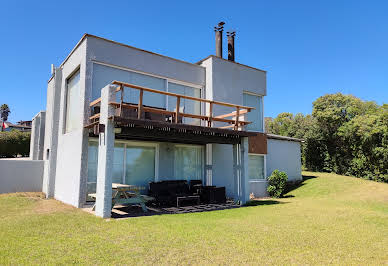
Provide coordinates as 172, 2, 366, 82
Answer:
86, 81, 257, 144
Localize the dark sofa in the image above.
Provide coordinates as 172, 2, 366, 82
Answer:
149, 180, 227, 207
149, 180, 190, 206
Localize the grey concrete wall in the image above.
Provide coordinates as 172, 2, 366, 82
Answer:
266, 139, 302, 181
86, 36, 205, 90
201, 56, 266, 200
0, 160, 44, 193
30, 111, 46, 160
42, 68, 62, 197
29, 115, 39, 160
54, 39, 89, 207
200, 56, 266, 118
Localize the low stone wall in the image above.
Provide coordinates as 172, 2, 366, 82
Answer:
0, 159, 44, 194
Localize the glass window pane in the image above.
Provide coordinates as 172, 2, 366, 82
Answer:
174, 145, 203, 181
112, 143, 124, 184
168, 82, 201, 125
91, 64, 166, 108
131, 72, 166, 108
87, 141, 98, 195
243, 93, 263, 132
167, 83, 185, 112
92, 64, 132, 102
125, 146, 155, 192
249, 155, 265, 180
65, 70, 81, 133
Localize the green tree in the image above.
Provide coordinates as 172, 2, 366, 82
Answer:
0, 104, 11, 122
266, 93, 387, 183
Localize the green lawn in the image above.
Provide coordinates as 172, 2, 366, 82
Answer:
0, 172, 387, 265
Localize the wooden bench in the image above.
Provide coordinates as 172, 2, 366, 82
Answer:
88, 184, 154, 213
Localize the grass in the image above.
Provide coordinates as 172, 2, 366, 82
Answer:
0, 172, 387, 265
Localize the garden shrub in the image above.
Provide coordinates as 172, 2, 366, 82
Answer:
0, 130, 30, 157
267, 170, 288, 198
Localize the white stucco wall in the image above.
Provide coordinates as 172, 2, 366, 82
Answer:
200, 56, 266, 117
42, 68, 62, 197
201, 56, 267, 200
266, 138, 302, 181
54, 39, 89, 207
0, 160, 44, 194
86, 36, 205, 95
30, 111, 46, 160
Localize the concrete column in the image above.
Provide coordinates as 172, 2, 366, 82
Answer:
30, 115, 40, 160
95, 85, 116, 218
29, 111, 46, 160
232, 142, 240, 203
37, 112, 46, 160
45, 68, 62, 198
205, 144, 213, 186
232, 137, 249, 204
240, 137, 249, 204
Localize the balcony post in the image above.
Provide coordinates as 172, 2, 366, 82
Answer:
138, 89, 143, 119
234, 107, 240, 130
208, 102, 213, 127
175, 96, 181, 123
119, 84, 124, 117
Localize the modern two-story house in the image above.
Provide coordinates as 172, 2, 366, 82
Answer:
30, 23, 302, 218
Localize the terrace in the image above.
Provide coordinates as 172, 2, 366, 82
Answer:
84, 81, 258, 218
85, 81, 257, 144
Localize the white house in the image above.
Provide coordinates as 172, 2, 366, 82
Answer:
29, 23, 302, 218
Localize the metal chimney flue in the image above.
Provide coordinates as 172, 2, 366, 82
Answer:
214, 22, 225, 58
227, 31, 236, 62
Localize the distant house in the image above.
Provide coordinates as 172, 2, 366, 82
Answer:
2, 121, 31, 132
29, 24, 303, 218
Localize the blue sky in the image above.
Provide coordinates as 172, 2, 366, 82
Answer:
0, 0, 387, 123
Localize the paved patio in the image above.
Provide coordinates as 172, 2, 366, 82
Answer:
82, 200, 240, 219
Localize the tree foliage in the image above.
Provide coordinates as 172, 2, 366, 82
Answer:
267, 170, 288, 198
0, 130, 30, 157
266, 93, 387, 183
0, 104, 11, 122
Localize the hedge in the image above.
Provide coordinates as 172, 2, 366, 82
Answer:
0, 130, 31, 157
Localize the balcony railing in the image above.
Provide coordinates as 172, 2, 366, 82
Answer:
87, 81, 254, 131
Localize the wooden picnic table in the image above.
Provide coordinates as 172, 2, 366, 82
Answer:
89, 183, 154, 212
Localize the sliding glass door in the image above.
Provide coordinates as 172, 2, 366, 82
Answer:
125, 145, 156, 189
86, 140, 157, 198
174, 145, 203, 181
86, 140, 205, 199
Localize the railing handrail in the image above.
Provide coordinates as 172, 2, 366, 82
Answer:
111, 80, 255, 110
89, 80, 256, 131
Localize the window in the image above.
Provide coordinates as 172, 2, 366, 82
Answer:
113, 143, 125, 184
248, 154, 265, 180
65, 69, 81, 133
243, 93, 263, 132
167, 83, 201, 125
174, 145, 203, 180
91, 64, 166, 108
87, 141, 98, 196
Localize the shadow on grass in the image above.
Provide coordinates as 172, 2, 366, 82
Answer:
282, 194, 295, 198
244, 200, 287, 206
283, 174, 318, 195
302, 175, 318, 181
